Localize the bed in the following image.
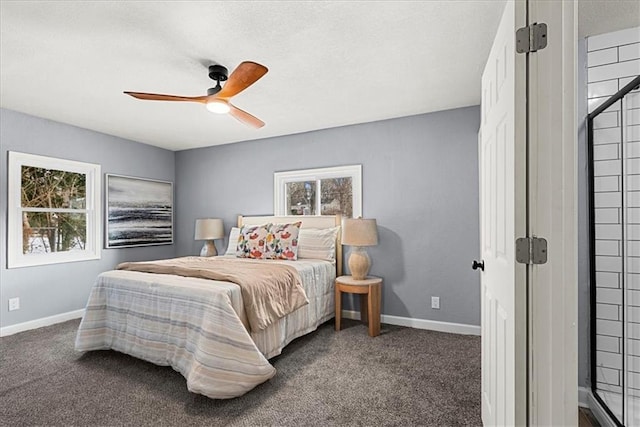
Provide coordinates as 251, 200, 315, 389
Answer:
75, 215, 342, 399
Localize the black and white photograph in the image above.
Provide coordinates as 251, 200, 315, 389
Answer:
106, 174, 173, 248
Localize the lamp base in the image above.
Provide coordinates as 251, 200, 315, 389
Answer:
200, 240, 217, 257
348, 247, 371, 280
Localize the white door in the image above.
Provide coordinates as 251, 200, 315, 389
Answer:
478, 0, 527, 425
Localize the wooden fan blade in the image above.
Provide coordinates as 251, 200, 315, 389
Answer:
124, 91, 207, 103
216, 61, 268, 100
228, 103, 265, 128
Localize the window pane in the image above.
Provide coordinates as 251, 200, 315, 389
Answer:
286, 181, 317, 215
22, 211, 86, 254
321, 177, 353, 217
21, 166, 86, 209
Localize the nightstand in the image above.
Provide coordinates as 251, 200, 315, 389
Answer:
334, 275, 382, 337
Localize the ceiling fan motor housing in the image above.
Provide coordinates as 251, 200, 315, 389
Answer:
208, 65, 228, 82
207, 65, 228, 96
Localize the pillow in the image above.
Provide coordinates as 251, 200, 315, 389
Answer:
265, 222, 302, 260
236, 224, 271, 259
225, 227, 241, 255
297, 227, 340, 261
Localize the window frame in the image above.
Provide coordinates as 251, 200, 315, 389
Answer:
7, 151, 101, 268
274, 164, 362, 218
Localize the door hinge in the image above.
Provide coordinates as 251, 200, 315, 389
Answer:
515, 237, 548, 264
516, 23, 548, 54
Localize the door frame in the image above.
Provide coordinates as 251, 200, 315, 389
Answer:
526, 0, 578, 425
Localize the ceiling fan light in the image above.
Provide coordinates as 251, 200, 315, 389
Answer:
206, 100, 230, 114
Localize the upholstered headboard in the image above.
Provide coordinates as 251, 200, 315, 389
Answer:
237, 215, 342, 276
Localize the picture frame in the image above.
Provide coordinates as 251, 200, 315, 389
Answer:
105, 174, 173, 248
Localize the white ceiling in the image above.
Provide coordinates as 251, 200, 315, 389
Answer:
1, 1, 637, 151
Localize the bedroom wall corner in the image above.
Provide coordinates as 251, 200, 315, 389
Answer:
0, 108, 177, 331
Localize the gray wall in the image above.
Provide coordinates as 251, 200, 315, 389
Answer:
1, 106, 481, 329
0, 109, 176, 328
577, 38, 590, 389
175, 106, 481, 326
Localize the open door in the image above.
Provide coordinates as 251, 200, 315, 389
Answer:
479, 0, 578, 424
478, 0, 527, 424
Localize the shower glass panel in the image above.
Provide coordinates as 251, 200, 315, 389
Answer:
590, 75, 640, 427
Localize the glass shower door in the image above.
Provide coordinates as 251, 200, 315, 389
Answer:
593, 95, 625, 425
591, 76, 640, 427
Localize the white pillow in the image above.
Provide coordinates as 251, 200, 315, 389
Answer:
225, 227, 241, 255
297, 227, 340, 261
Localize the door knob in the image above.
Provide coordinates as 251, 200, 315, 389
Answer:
472, 260, 485, 271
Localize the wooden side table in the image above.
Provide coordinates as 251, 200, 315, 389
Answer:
334, 275, 382, 337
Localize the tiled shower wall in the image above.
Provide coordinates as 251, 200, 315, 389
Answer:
590, 25, 640, 418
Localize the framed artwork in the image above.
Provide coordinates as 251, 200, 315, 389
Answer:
274, 165, 362, 218
105, 174, 173, 248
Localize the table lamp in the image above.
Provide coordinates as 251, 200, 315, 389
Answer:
195, 218, 224, 257
342, 218, 378, 280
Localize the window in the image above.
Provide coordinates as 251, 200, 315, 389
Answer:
274, 165, 362, 218
8, 152, 101, 268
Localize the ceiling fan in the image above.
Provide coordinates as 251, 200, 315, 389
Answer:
124, 61, 268, 128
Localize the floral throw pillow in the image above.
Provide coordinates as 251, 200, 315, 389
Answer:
266, 222, 302, 260
236, 224, 271, 259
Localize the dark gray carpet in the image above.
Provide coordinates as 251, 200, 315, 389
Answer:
0, 319, 481, 426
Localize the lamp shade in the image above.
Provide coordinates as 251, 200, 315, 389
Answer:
342, 218, 378, 246
194, 218, 224, 240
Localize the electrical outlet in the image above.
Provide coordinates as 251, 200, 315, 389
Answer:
8, 297, 20, 311
431, 296, 440, 310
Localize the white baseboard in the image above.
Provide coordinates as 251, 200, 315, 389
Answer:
0, 308, 85, 337
1, 308, 480, 338
341, 310, 481, 336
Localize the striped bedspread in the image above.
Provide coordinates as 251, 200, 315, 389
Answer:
74, 258, 335, 399
115, 256, 309, 332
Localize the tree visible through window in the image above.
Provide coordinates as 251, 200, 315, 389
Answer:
285, 178, 354, 216
320, 177, 353, 216
8, 152, 101, 268
286, 181, 317, 215
21, 166, 87, 254
275, 165, 361, 218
